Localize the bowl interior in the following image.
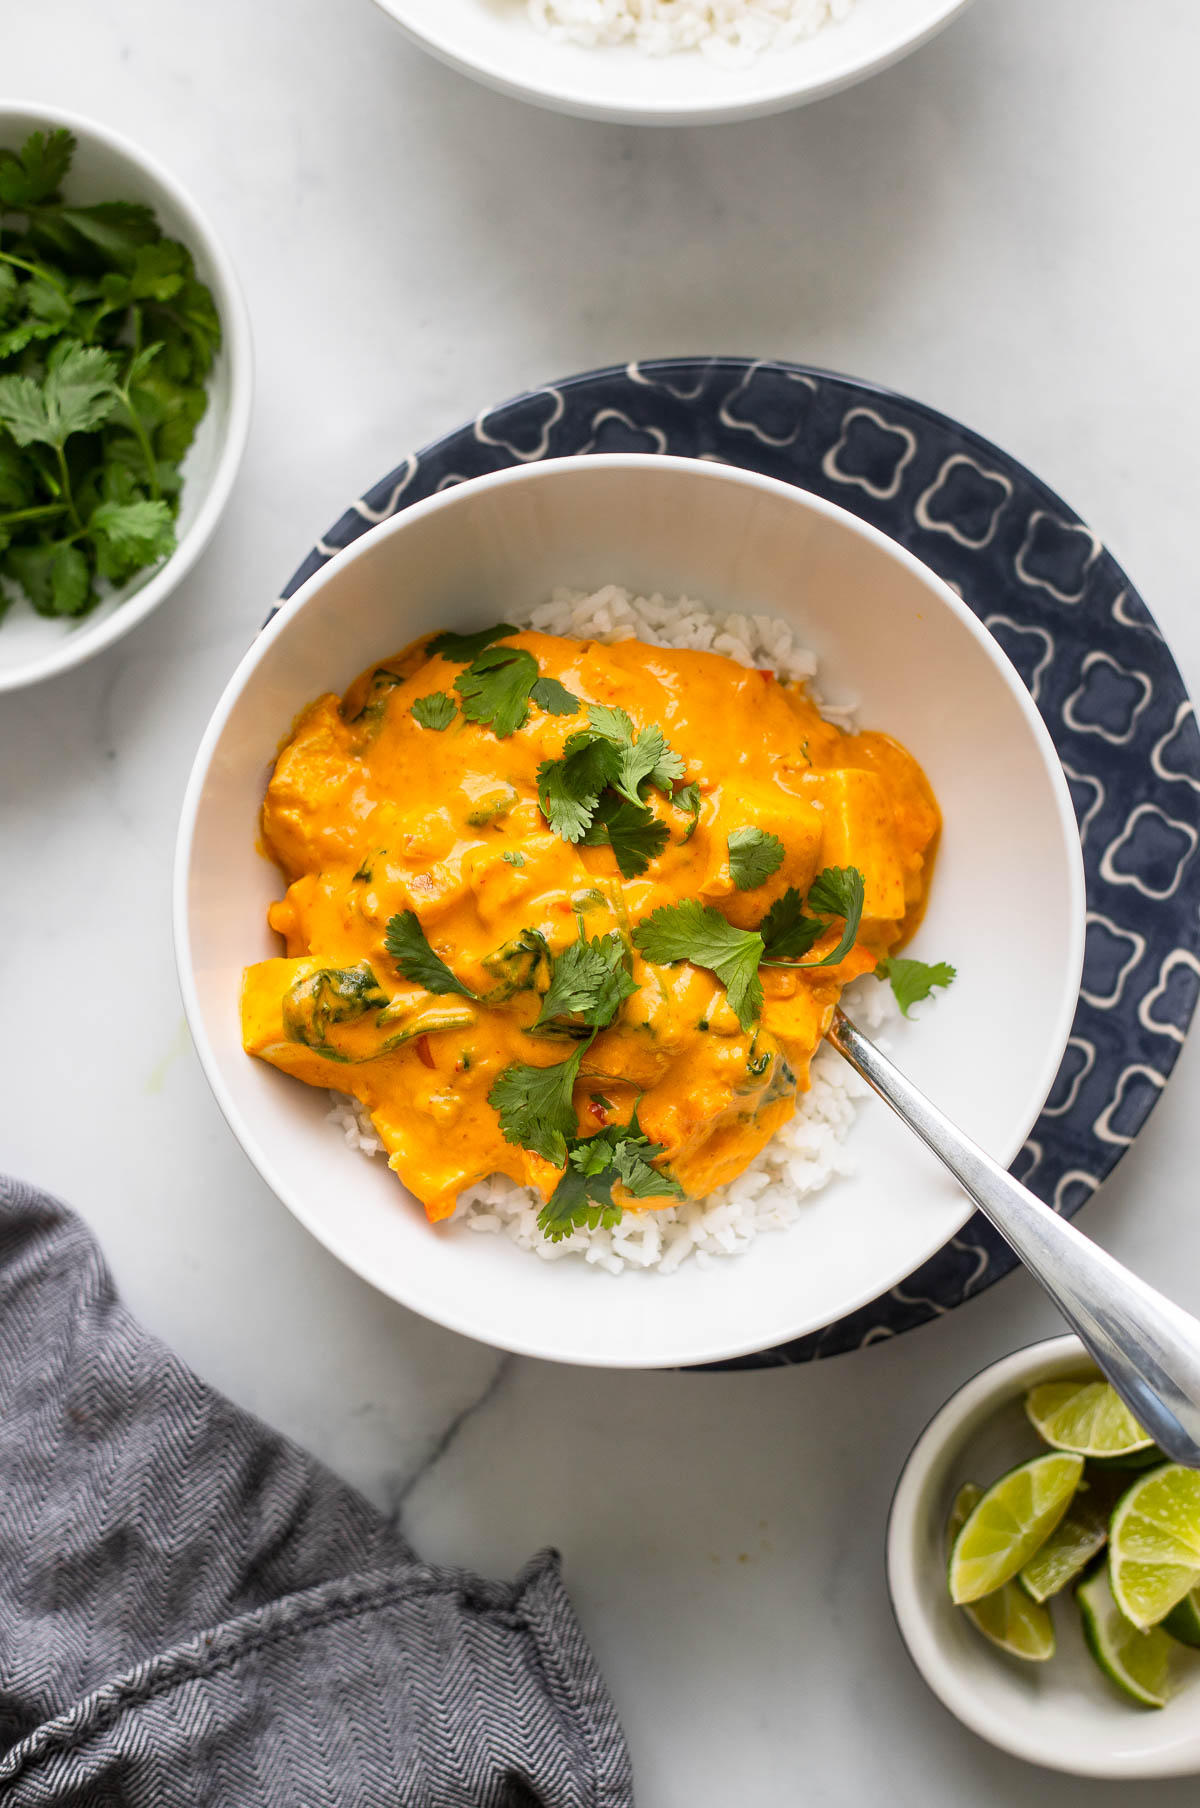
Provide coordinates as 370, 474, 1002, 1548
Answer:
178, 455, 1083, 1367
0, 108, 241, 689
888, 1337, 1200, 1777
378, 0, 970, 122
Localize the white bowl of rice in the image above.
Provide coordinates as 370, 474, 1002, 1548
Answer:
175, 454, 1084, 1368
373, 0, 973, 126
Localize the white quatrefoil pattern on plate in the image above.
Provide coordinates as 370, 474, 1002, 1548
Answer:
279, 358, 1200, 1370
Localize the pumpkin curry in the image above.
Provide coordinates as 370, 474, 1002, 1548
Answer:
241, 624, 942, 1240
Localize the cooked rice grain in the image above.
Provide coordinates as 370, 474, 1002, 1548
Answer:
528, 0, 854, 67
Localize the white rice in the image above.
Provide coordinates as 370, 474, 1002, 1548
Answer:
527, 0, 854, 67
324, 583, 900, 1275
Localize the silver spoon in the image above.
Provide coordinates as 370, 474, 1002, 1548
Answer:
827, 1008, 1200, 1469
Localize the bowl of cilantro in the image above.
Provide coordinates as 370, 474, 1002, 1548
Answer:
0, 104, 251, 691
175, 453, 1084, 1369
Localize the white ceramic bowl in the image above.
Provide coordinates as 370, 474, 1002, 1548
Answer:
888, 1335, 1200, 1778
375, 0, 973, 126
0, 104, 252, 694
175, 453, 1084, 1368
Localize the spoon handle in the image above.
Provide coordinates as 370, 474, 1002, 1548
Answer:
827, 1008, 1200, 1469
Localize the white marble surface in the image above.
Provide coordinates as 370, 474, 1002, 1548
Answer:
5, 1, 1200, 1799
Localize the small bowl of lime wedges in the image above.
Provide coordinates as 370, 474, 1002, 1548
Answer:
888, 1335, 1200, 1777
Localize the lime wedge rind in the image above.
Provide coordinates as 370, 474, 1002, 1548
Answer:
1162, 1588, 1200, 1649
1078, 1567, 1178, 1708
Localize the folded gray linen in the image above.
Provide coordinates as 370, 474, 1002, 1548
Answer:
0, 1175, 633, 1807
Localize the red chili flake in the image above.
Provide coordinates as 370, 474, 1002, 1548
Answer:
415, 1035, 436, 1069
586, 1098, 608, 1125
756, 667, 776, 683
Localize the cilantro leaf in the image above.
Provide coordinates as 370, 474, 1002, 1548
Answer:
728, 827, 786, 891
533, 933, 636, 1035
536, 1158, 621, 1242
4, 540, 91, 617
428, 622, 518, 662
634, 901, 764, 1032
54, 200, 160, 266
797, 866, 865, 968
502, 851, 525, 867
876, 955, 956, 1017
535, 1111, 682, 1241
0, 129, 74, 208
0, 438, 34, 509
489, 1040, 588, 1167
88, 497, 175, 581
585, 704, 686, 806
530, 674, 580, 715
586, 702, 634, 743
537, 733, 620, 842
0, 340, 119, 448
758, 888, 827, 961
454, 643, 539, 738
383, 911, 477, 999
585, 796, 670, 879
411, 691, 457, 730
673, 782, 701, 842
611, 1128, 683, 1200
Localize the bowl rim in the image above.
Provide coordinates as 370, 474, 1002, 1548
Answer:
886, 1332, 1200, 1778
0, 100, 253, 694
371, 0, 975, 126
173, 451, 1087, 1367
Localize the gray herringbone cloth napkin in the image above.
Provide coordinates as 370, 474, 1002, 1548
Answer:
0, 1176, 633, 1807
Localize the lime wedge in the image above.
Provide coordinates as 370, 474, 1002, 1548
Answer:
949, 1452, 1084, 1604
1020, 1493, 1110, 1602
946, 1483, 1055, 1661
1162, 1588, 1200, 1648
1078, 1566, 1177, 1707
1109, 1465, 1200, 1630
1026, 1378, 1154, 1460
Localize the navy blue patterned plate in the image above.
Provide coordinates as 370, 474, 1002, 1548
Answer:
280, 358, 1200, 1368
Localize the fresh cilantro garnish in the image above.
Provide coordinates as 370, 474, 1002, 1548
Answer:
537, 733, 619, 842
488, 1038, 589, 1167
582, 794, 670, 879
411, 691, 457, 730
428, 622, 518, 662
632, 865, 867, 1031
791, 866, 865, 968
383, 911, 478, 1000
88, 497, 174, 581
502, 850, 525, 867
728, 827, 785, 891
876, 955, 956, 1016
634, 900, 765, 1032
0, 340, 120, 447
536, 1110, 683, 1242
533, 932, 636, 1036
534, 704, 685, 875
0, 130, 219, 622
452, 647, 579, 740
530, 674, 580, 716
756, 888, 827, 961
584, 705, 686, 804
0, 129, 74, 208
674, 782, 701, 841
455, 643, 540, 738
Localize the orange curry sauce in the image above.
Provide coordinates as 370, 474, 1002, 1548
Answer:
241, 630, 940, 1222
